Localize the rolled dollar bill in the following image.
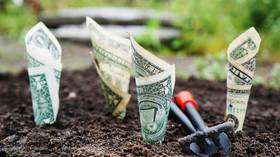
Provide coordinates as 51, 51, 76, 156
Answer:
25, 22, 62, 125
86, 17, 132, 119
225, 27, 261, 132
130, 35, 175, 143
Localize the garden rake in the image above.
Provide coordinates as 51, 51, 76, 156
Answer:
171, 91, 233, 157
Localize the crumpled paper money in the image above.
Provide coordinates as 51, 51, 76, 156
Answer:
25, 22, 62, 125
225, 27, 261, 132
130, 35, 175, 143
86, 17, 132, 119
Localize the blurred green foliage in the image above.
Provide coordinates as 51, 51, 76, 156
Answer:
0, 0, 279, 86
192, 52, 278, 87
0, 0, 279, 60
170, 0, 280, 60
194, 52, 226, 81
42, 0, 280, 60
269, 63, 280, 88
0, 1, 35, 39
135, 19, 162, 52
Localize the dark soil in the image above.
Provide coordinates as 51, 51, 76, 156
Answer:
0, 67, 279, 157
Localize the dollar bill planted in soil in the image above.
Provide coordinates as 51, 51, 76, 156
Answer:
86, 17, 132, 119
225, 27, 261, 132
130, 35, 175, 143
25, 22, 62, 125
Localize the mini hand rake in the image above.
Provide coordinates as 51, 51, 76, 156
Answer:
171, 91, 233, 157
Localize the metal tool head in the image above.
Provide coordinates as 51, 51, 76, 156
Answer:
178, 122, 234, 157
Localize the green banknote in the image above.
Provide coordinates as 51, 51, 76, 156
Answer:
25, 22, 62, 125
225, 27, 261, 132
130, 36, 175, 143
28, 66, 58, 124
86, 17, 132, 119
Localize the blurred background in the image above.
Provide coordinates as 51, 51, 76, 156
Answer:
0, 0, 279, 87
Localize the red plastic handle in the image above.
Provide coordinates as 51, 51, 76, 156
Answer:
175, 91, 199, 111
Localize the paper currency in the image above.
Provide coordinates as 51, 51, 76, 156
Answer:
225, 27, 261, 132
86, 17, 132, 119
25, 22, 62, 125
130, 35, 175, 143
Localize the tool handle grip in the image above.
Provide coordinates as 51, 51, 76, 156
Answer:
170, 102, 196, 133
175, 91, 207, 131
185, 103, 208, 131
175, 91, 199, 112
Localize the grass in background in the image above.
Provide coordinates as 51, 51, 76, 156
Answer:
1, 0, 279, 61
170, 0, 280, 61
269, 63, 280, 88
0, 1, 36, 39
40, 0, 280, 61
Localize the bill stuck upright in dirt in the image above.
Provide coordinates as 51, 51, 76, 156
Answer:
225, 27, 261, 132
25, 22, 62, 125
86, 17, 132, 119
130, 35, 175, 143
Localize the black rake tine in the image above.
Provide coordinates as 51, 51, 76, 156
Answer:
178, 122, 234, 154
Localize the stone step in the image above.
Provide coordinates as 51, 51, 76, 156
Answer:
51, 24, 181, 42
39, 7, 179, 28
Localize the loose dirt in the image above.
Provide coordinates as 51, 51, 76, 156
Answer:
0, 68, 279, 156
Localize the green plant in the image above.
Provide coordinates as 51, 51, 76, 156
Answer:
0, 1, 36, 39
207, 61, 226, 81
194, 52, 226, 81
135, 19, 162, 53
252, 74, 266, 85
169, 0, 280, 60
2, 0, 280, 62
194, 57, 207, 79
269, 63, 280, 88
